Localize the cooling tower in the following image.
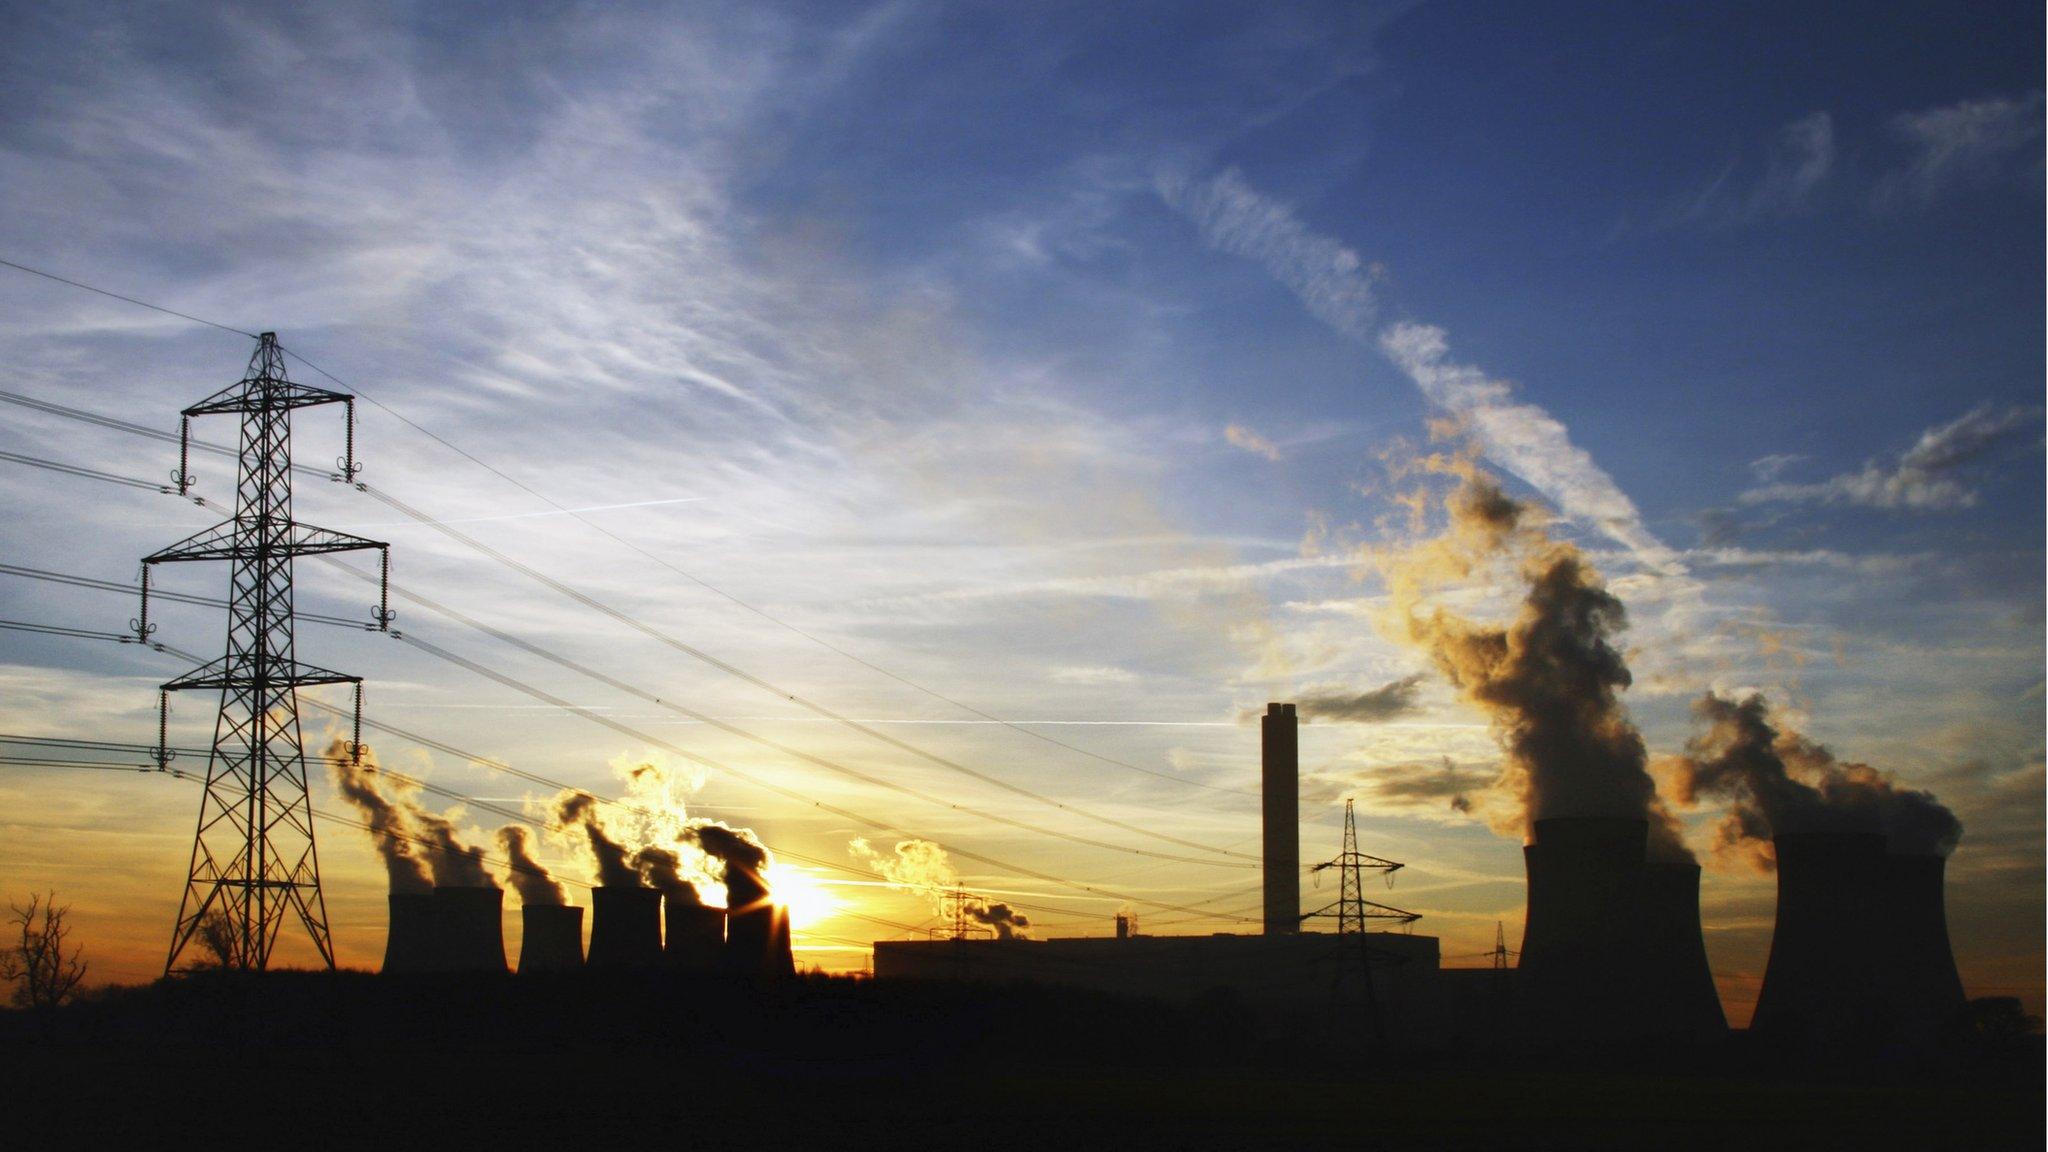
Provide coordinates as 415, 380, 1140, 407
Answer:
587, 886, 663, 969
725, 903, 793, 978
1751, 832, 1889, 1041
1261, 702, 1299, 936
1516, 817, 1646, 1041
1636, 860, 1728, 1039
1881, 852, 1966, 1037
382, 892, 438, 975
430, 886, 508, 973
664, 898, 725, 973
517, 904, 585, 973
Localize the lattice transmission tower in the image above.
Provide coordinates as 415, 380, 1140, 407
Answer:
1305, 798, 1422, 1041
139, 332, 391, 973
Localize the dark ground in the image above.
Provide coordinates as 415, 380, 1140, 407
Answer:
4, 972, 2039, 1150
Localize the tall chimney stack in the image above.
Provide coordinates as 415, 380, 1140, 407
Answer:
1262, 702, 1299, 936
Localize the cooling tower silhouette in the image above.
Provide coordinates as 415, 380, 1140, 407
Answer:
1636, 860, 1728, 1038
725, 903, 794, 978
1751, 832, 1889, 1039
430, 886, 508, 973
664, 900, 725, 973
382, 892, 438, 975
1516, 817, 1648, 1041
1883, 852, 1966, 1035
1754, 833, 1965, 1043
587, 886, 663, 969
517, 904, 585, 973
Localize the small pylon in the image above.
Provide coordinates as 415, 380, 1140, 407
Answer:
1303, 798, 1423, 1042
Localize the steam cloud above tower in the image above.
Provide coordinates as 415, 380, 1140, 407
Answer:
851, 837, 1031, 939
1371, 457, 1692, 862
497, 825, 566, 905
328, 741, 431, 895
1669, 691, 1963, 867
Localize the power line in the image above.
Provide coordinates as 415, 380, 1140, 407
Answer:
314, 551, 1252, 871
352, 482, 1256, 854
0, 254, 1249, 800
275, 345, 1249, 800
14, 534, 1265, 927
376, 626, 1259, 918
0, 618, 151, 644
0, 742, 1001, 943
1, 563, 378, 632
0, 448, 173, 492
0, 256, 257, 338
7, 621, 1258, 926
182, 480, 1247, 872
0, 278, 1271, 920
5, 382, 1255, 844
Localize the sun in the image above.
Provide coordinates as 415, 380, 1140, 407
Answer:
766, 865, 840, 928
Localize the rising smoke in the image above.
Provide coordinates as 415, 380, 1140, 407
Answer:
1668, 691, 1963, 867
1373, 461, 1692, 861
1294, 673, 1426, 723
496, 825, 566, 905
546, 758, 781, 906
632, 845, 705, 905
412, 807, 497, 889
688, 823, 772, 910
850, 837, 1031, 939
553, 791, 640, 888
328, 740, 431, 895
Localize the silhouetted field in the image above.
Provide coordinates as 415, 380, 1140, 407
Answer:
4, 971, 2038, 1150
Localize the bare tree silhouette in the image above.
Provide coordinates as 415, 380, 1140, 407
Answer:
0, 891, 88, 1011
191, 910, 239, 971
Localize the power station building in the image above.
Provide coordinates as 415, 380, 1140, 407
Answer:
874, 702, 1451, 1043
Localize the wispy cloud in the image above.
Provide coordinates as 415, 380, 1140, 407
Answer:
1223, 423, 1283, 461
1746, 453, 1805, 483
1741, 403, 2041, 511
1875, 93, 2045, 210
1640, 94, 2041, 232
1671, 111, 1837, 229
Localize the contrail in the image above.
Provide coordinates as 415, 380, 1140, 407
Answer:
342, 495, 709, 529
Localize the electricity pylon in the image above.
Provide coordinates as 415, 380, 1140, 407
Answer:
1304, 798, 1422, 1043
141, 332, 390, 973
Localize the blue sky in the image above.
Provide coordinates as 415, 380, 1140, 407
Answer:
0, 1, 2040, 1016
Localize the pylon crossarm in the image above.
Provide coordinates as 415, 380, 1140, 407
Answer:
182, 379, 350, 417
160, 657, 361, 692
1359, 899, 1421, 922
145, 519, 385, 563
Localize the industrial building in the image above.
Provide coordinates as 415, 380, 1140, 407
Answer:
874, 702, 1452, 1044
